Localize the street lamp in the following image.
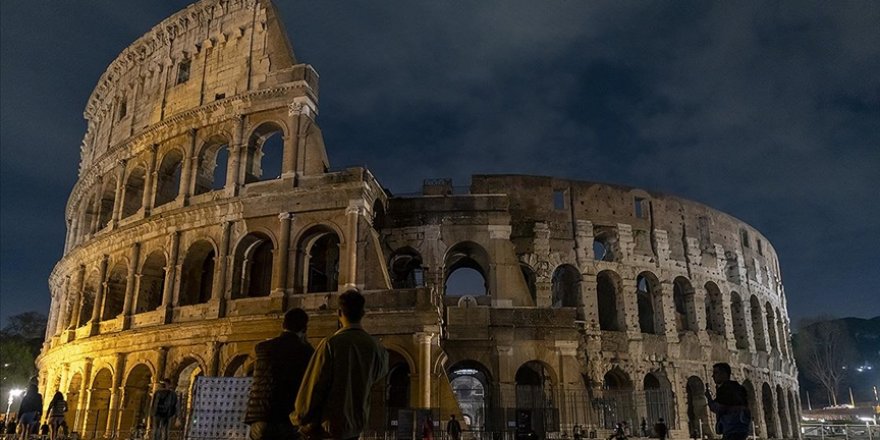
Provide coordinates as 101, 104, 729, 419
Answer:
4, 388, 24, 425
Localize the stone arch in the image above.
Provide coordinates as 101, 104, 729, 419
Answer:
444, 241, 491, 297
79, 190, 98, 240
102, 261, 128, 320
117, 364, 152, 435
193, 133, 232, 195
223, 354, 253, 377
368, 349, 412, 429
97, 173, 118, 231
65, 372, 84, 429
750, 295, 767, 352
551, 264, 581, 308
244, 121, 286, 182
673, 277, 697, 333
79, 269, 100, 327
136, 250, 166, 313
704, 282, 725, 335
765, 303, 779, 352
173, 357, 204, 426
520, 262, 538, 304
389, 247, 425, 289
601, 367, 635, 429
742, 379, 759, 436
121, 162, 147, 218
179, 240, 216, 306
643, 372, 675, 427
154, 148, 184, 207
775, 384, 789, 438
761, 383, 777, 438
448, 360, 494, 431
231, 232, 275, 299
636, 271, 663, 334
685, 376, 710, 438
85, 367, 114, 437
515, 361, 557, 435
730, 292, 749, 350
296, 225, 341, 293
597, 270, 623, 331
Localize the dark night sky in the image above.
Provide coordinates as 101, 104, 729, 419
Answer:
1, 1, 878, 327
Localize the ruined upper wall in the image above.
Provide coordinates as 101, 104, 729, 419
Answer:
79, 0, 302, 174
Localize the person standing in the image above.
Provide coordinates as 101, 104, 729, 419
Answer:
17, 380, 42, 440
150, 379, 178, 440
653, 418, 668, 440
447, 415, 462, 440
705, 363, 751, 440
293, 289, 389, 440
245, 308, 314, 440
46, 391, 68, 440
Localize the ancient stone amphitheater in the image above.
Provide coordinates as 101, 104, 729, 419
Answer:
38, 0, 800, 438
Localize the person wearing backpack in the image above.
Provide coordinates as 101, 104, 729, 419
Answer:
705, 363, 751, 440
46, 391, 68, 440
150, 379, 178, 440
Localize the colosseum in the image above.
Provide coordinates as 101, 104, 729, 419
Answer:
37, 0, 800, 439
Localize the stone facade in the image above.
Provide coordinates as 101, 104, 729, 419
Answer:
37, 0, 800, 438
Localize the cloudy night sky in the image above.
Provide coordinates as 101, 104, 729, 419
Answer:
1, 1, 878, 327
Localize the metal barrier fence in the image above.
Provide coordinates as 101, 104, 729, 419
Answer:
801, 423, 879, 440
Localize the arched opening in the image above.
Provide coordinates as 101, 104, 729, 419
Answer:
368, 350, 411, 431
601, 368, 635, 429
193, 136, 231, 194
776, 385, 789, 438
245, 123, 284, 182
445, 242, 490, 297
750, 295, 767, 352
97, 174, 118, 231
136, 251, 166, 313
597, 271, 622, 331
520, 263, 538, 304
117, 365, 152, 436
730, 292, 749, 349
705, 282, 725, 335
765, 304, 779, 352
101, 262, 127, 321
85, 368, 113, 437
65, 373, 83, 430
743, 380, 759, 437
79, 192, 98, 240
515, 361, 556, 436
636, 272, 662, 334
643, 373, 675, 429
231, 233, 274, 299
298, 227, 340, 293
223, 355, 252, 377
121, 165, 147, 218
179, 241, 215, 306
761, 383, 777, 438
389, 248, 424, 289
551, 264, 581, 308
673, 277, 697, 333
154, 150, 183, 207
449, 361, 493, 432
175, 359, 204, 428
78, 271, 100, 327
686, 376, 710, 439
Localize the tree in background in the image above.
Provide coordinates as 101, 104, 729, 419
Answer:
0, 311, 47, 405
794, 317, 857, 406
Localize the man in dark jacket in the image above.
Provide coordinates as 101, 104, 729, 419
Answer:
706, 363, 751, 440
245, 308, 314, 440
17, 381, 42, 440
151, 379, 177, 440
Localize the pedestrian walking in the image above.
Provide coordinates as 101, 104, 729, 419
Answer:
46, 392, 68, 440
150, 379, 178, 440
447, 415, 462, 440
17, 380, 42, 440
705, 363, 751, 440
244, 308, 314, 440
294, 289, 389, 440
653, 418, 668, 440
421, 413, 434, 440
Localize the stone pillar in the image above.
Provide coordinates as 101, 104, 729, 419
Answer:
90, 256, 109, 327
207, 342, 221, 376
416, 332, 433, 408
142, 144, 158, 216
695, 290, 710, 344
580, 274, 600, 333
75, 358, 94, 433
161, 232, 180, 321
344, 201, 364, 289
105, 353, 126, 436
226, 115, 245, 194
110, 160, 127, 227
69, 265, 86, 330
287, 98, 317, 177
89, 177, 104, 236
213, 222, 232, 315
177, 129, 196, 204
620, 277, 641, 338
121, 243, 141, 328
272, 213, 293, 295
660, 281, 679, 343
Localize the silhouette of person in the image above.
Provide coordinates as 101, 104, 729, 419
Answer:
150, 379, 178, 440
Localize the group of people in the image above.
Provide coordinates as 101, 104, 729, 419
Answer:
7, 380, 69, 440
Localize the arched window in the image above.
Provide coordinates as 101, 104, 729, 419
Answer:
636, 272, 662, 334
121, 164, 147, 218
593, 227, 617, 262
597, 271, 622, 331
445, 242, 490, 297
389, 248, 424, 289
231, 233, 275, 298
449, 361, 492, 431
194, 136, 231, 194
78, 271, 99, 327
601, 368, 635, 429
79, 192, 98, 240
97, 174, 118, 230
117, 365, 152, 434
174, 359, 204, 425
298, 227, 340, 293
155, 150, 184, 207
245, 123, 284, 182
750, 295, 767, 351
179, 241, 215, 306
673, 277, 697, 333
101, 262, 127, 320
730, 292, 749, 349
551, 264, 581, 308
515, 361, 556, 435
65, 373, 83, 428
644, 373, 675, 427
86, 369, 114, 436
136, 251, 166, 313
761, 383, 777, 438
705, 282, 725, 335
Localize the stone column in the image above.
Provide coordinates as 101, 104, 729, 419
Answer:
75, 358, 93, 433
272, 213, 293, 296
695, 290, 710, 345
89, 177, 104, 235
207, 342, 221, 376
660, 281, 679, 343
142, 144, 158, 215
69, 265, 86, 331
121, 243, 141, 328
110, 160, 127, 227
53, 278, 70, 337
213, 222, 232, 317
620, 277, 641, 338
90, 256, 109, 330
105, 353, 126, 436
161, 232, 180, 322
416, 332, 434, 408
177, 129, 197, 204
286, 97, 317, 177
344, 201, 364, 289
226, 115, 245, 195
